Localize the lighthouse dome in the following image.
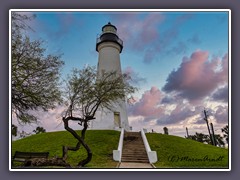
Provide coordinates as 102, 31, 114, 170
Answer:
96, 22, 123, 53
102, 22, 117, 34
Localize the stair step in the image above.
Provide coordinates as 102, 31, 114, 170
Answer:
122, 153, 148, 155
123, 147, 145, 148
122, 157, 148, 161
120, 131, 150, 163
121, 159, 149, 161
122, 157, 148, 159
121, 159, 149, 163
123, 148, 145, 150
122, 155, 148, 158
122, 152, 147, 154
123, 146, 145, 148
123, 152, 147, 153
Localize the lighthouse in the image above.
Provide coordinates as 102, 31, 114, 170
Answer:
91, 22, 130, 131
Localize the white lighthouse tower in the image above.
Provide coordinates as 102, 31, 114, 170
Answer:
91, 22, 130, 131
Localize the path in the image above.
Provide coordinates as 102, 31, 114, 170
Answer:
118, 162, 154, 168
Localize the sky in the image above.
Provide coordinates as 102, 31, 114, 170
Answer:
12, 10, 230, 138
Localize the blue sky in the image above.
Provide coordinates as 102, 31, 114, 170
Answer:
14, 10, 229, 137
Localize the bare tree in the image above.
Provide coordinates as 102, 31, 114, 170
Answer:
12, 124, 18, 137
187, 132, 210, 143
214, 134, 225, 147
61, 66, 136, 167
11, 12, 64, 124
33, 126, 46, 134
186, 132, 225, 147
221, 125, 228, 144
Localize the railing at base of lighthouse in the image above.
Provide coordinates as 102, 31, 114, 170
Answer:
113, 128, 125, 162
113, 128, 158, 163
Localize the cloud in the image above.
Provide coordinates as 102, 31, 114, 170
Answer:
123, 66, 146, 85
167, 41, 188, 55
50, 14, 83, 41
162, 50, 228, 103
52, 14, 75, 38
143, 48, 159, 64
156, 104, 204, 125
13, 104, 91, 135
128, 86, 201, 126
12, 106, 68, 134
175, 14, 194, 25
157, 14, 194, 56
161, 96, 175, 104
110, 12, 197, 63
211, 85, 228, 102
128, 80, 228, 128
187, 34, 202, 44
111, 13, 164, 50
33, 13, 83, 43
215, 105, 228, 124
36, 106, 66, 131
193, 108, 215, 125
110, 13, 164, 63
128, 86, 164, 119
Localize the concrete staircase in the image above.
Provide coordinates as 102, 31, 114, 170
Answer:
121, 132, 149, 163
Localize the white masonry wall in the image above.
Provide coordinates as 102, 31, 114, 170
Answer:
90, 41, 130, 131
97, 42, 122, 75
91, 101, 130, 131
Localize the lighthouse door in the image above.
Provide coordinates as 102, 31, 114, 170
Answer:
114, 112, 121, 128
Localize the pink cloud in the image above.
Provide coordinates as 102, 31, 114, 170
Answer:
110, 13, 164, 52
162, 50, 228, 103
110, 13, 197, 63
138, 14, 163, 44
123, 66, 134, 75
128, 84, 228, 127
156, 104, 199, 125
12, 106, 67, 134
123, 66, 146, 85
128, 86, 164, 118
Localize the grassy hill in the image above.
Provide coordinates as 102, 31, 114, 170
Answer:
146, 133, 229, 168
12, 130, 228, 168
12, 130, 120, 168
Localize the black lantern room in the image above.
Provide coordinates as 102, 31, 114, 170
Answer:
96, 22, 123, 53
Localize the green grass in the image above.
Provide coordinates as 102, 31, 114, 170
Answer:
12, 130, 229, 169
146, 133, 229, 168
12, 130, 120, 168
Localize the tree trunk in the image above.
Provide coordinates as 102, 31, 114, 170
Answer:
63, 117, 92, 167
62, 142, 81, 161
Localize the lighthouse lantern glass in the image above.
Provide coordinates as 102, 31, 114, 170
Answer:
103, 26, 116, 34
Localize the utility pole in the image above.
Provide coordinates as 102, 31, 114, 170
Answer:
203, 109, 214, 145
186, 127, 189, 138
210, 123, 217, 146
